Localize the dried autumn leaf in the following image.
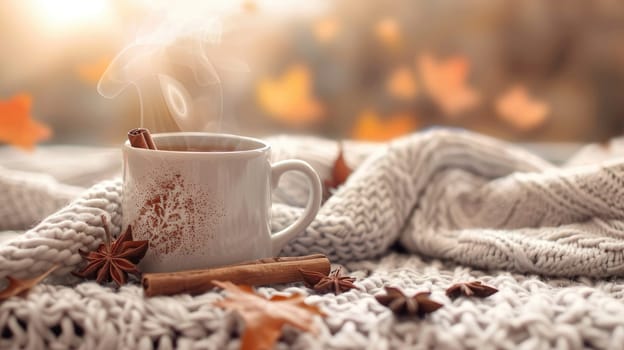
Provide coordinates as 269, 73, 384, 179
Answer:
0, 265, 58, 301
329, 145, 352, 188
0, 94, 51, 151
73, 215, 148, 287
375, 17, 401, 48
323, 145, 353, 201
256, 64, 324, 127
446, 281, 498, 299
418, 53, 481, 117
300, 267, 358, 294
76, 56, 112, 84
495, 85, 550, 131
314, 17, 340, 43
375, 286, 443, 318
213, 281, 325, 350
352, 110, 418, 141
386, 66, 418, 100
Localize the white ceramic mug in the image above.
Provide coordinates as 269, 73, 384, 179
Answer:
122, 132, 322, 273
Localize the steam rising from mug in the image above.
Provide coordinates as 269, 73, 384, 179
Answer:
97, 16, 249, 132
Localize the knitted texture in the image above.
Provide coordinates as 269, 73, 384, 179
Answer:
272, 130, 624, 277
3, 253, 624, 349
2, 129, 624, 349
0, 166, 83, 231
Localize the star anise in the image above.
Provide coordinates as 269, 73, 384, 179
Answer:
446, 281, 498, 299
299, 267, 358, 294
72, 215, 148, 287
375, 286, 443, 318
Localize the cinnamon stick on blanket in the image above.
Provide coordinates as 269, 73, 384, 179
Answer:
128, 128, 157, 150
143, 254, 331, 297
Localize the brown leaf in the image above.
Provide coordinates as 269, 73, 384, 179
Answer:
446, 281, 498, 299
0, 265, 58, 301
73, 215, 148, 287
323, 145, 353, 201
329, 145, 352, 187
375, 286, 443, 318
213, 281, 325, 350
300, 267, 358, 295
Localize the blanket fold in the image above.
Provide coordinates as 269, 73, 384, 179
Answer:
4, 130, 624, 349
2, 129, 624, 279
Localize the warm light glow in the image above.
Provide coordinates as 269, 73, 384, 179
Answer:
31, 0, 110, 29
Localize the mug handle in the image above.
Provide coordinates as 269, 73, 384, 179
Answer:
270, 160, 322, 255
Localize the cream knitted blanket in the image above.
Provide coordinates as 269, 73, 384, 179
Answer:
2, 129, 624, 349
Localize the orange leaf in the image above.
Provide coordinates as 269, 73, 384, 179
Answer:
0, 265, 58, 301
0, 94, 51, 151
256, 64, 324, 127
76, 56, 111, 84
375, 17, 401, 48
418, 53, 480, 117
314, 17, 340, 43
213, 281, 324, 350
496, 85, 550, 131
352, 110, 418, 141
386, 66, 418, 100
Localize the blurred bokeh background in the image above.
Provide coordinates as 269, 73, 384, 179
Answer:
2, 0, 624, 150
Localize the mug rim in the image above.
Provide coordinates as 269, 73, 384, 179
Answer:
123, 132, 270, 156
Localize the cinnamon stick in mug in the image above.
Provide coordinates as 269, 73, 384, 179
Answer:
142, 254, 330, 297
128, 128, 157, 150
